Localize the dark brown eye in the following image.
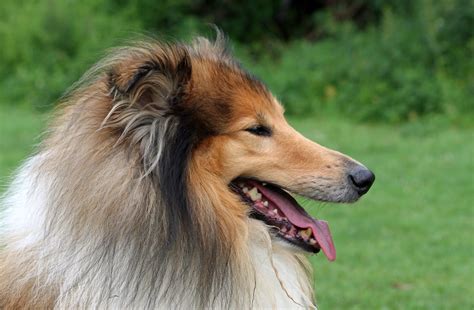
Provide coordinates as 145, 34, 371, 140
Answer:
245, 125, 272, 137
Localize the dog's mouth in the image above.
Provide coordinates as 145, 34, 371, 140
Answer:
230, 178, 336, 261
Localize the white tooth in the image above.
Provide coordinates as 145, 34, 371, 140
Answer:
281, 227, 288, 233
263, 201, 268, 207
271, 209, 278, 215
243, 187, 249, 193
309, 238, 317, 245
248, 187, 260, 201
262, 182, 267, 186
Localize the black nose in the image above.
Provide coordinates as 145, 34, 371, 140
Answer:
348, 166, 375, 195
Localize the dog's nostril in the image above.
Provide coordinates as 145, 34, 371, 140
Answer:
348, 166, 375, 195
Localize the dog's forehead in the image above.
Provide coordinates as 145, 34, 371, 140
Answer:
194, 60, 282, 110
183, 56, 286, 135
232, 86, 284, 119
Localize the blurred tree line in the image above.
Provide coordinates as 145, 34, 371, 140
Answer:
0, 0, 472, 123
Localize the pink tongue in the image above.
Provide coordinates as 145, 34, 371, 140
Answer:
249, 181, 336, 261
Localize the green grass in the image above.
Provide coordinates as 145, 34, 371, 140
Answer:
0, 106, 473, 309
0, 107, 47, 184
292, 118, 474, 309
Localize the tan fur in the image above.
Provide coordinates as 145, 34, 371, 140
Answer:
0, 33, 365, 309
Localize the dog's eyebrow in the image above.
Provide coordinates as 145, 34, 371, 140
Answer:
256, 112, 270, 126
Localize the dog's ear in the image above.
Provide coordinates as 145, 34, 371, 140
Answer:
108, 46, 192, 112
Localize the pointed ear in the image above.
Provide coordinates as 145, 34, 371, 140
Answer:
108, 47, 192, 110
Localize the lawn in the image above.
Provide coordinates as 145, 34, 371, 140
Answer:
0, 106, 473, 309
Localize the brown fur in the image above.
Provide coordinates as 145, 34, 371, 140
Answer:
0, 32, 365, 309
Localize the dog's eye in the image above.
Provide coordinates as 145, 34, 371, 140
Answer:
245, 125, 272, 137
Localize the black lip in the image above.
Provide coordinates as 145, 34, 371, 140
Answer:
249, 210, 320, 254
277, 233, 320, 253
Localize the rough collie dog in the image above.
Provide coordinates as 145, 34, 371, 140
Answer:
0, 33, 374, 309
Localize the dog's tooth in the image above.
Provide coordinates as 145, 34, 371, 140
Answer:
281, 226, 288, 233
248, 187, 260, 201
243, 187, 249, 193
263, 200, 268, 207
309, 238, 317, 245
262, 182, 267, 186
299, 228, 312, 240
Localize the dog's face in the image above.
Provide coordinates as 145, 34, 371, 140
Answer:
185, 58, 374, 260
189, 60, 374, 204
107, 38, 374, 260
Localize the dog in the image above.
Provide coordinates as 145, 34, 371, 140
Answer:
0, 32, 374, 309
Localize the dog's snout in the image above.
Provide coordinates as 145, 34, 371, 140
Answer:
348, 166, 375, 195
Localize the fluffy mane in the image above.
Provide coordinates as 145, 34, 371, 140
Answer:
0, 33, 314, 309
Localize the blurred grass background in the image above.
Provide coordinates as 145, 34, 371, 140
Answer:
0, 0, 473, 308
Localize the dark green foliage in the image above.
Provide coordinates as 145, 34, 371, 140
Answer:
242, 1, 473, 122
0, 0, 472, 122
0, 0, 139, 109
247, 28, 446, 122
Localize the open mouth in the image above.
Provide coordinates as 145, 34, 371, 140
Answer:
230, 178, 336, 261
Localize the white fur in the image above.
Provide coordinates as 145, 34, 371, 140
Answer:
1, 156, 48, 249
247, 224, 317, 309
1, 155, 317, 309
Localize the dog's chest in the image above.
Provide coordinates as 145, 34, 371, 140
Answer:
248, 232, 316, 309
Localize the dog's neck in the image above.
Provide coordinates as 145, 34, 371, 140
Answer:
2, 154, 316, 309
185, 166, 316, 308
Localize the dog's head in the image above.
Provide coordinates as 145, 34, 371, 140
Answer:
103, 33, 374, 261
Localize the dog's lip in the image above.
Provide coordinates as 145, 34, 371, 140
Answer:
230, 178, 336, 261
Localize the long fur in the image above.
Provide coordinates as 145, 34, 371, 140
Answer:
0, 33, 316, 309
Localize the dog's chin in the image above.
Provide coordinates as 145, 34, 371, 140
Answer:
229, 178, 338, 261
